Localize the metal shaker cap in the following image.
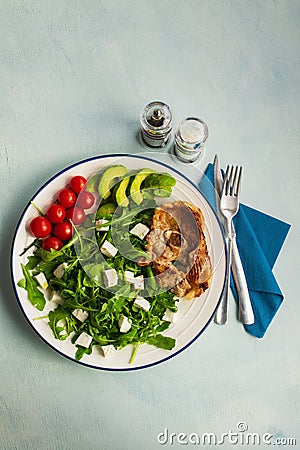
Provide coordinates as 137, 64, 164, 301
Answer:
140, 101, 172, 148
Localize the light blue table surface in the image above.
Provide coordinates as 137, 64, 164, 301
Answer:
1, 1, 299, 449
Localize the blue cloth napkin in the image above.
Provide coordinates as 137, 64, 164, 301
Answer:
200, 163, 291, 338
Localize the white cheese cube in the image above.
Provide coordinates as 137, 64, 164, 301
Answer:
75, 332, 93, 348
72, 308, 89, 322
38, 287, 52, 301
49, 290, 64, 304
124, 270, 135, 283
130, 223, 149, 240
34, 272, 48, 290
53, 263, 68, 279
95, 219, 110, 231
100, 240, 118, 258
133, 296, 151, 312
118, 315, 132, 333
103, 269, 118, 288
100, 344, 117, 357
162, 308, 178, 323
59, 330, 68, 337
56, 319, 67, 337
133, 275, 144, 290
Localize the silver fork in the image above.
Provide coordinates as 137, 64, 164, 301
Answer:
215, 165, 242, 325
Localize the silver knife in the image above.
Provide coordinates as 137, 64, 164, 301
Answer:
214, 155, 254, 325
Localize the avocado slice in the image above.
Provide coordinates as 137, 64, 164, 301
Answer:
130, 168, 156, 205
98, 165, 128, 199
86, 173, 100, 193
97, 202, 116, 216
115, 176, 130, 207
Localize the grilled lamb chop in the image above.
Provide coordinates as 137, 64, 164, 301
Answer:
141, 201, 212, 299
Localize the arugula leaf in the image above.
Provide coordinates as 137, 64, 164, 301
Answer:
155, 321, 171, 333
20, 264, 46, 311
48, 307, 77, 340
75, 345, 92, 361
143, 173, 176, 197
17, 278, 26, 289
83, 263, 105, 282
153, 187, 172, 197
144, 173, 176, 188
25, 255, 41, 270
146, 334, 176, 350
40, 248, 64, 262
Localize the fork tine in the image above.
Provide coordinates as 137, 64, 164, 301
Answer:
224, 165, 230, 180
232, 166, 239, 195
228, 166, 234, 195
235, 166, 242, 196
223, 165, 230, 195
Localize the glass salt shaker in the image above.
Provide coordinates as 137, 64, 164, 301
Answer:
140, 101, 172, 148
174, 117, 208, 162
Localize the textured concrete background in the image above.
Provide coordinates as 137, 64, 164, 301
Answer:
0, 1, 299, 449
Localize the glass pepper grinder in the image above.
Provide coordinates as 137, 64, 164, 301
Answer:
140, 101, 172, 148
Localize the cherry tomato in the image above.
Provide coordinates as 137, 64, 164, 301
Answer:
42, 236, 63, 251
30, 216, 52, 238
46, 204, 66, 223
58, 189, 77, 208
53, 221, 73, 241
66, 207, 86, 225
77, 191, 95, 209
70, 175, 87, 194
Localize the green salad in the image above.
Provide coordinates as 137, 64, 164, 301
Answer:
18, 165, 179, 363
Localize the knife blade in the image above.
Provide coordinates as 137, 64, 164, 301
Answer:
213, 155, 254, 325
214, 155, 230, 324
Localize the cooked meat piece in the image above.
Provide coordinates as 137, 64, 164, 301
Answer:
152, 207, 178, 232
186, 252, 212, 299
142, 200, 212, 299
146, 229, 166, 261
154, 263, 185, 289
172, 278, 191, 297
138, 256, 150, 266
164, 230, 182, 248
160, 245, 178, 262
157, 201, 200, 251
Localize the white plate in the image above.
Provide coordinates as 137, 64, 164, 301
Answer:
11, 154, 226, 371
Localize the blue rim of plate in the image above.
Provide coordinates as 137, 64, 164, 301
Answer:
10, 153, 228, 372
